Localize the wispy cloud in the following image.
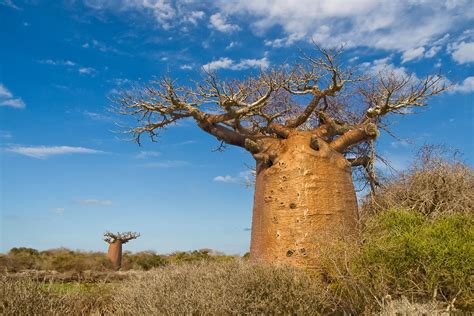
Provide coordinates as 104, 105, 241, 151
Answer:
180, 64, 194, 70
0, 83, 25, 109
76, 199, 113, 206
134, 151, 161, 159
451, 76, 474, 94
401, 47, 425, 63
0, 130, 12, 139
209, 13, 240, 33
79, 67, 97, 76
218, 0, 473, 60
203, 56, 269, 71
38, 59, 76, 66
53, 207, 65, 215
448, 41, 474, 64
1, 0, 21, 10
82, 39, 123, 54
213, 170, 254, 185
84, 111, 113, 121
6, 145, 104, 159
138, 160, 188, 168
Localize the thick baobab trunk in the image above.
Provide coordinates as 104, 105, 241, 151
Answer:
250, 132, 359, 268
107, 241, 123, 270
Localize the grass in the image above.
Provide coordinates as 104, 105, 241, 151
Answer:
1, 210, 472, 314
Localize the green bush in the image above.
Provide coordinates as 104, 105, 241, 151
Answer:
361, 209, 473, 306
122, 252, 168, 270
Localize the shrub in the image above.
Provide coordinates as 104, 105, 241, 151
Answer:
363, 210, 473, 306
112, 260, 328, 314
122, 251, 168, 270
364, 145, 474, 218
320, 209, 474, 312
0, 275, 113, 315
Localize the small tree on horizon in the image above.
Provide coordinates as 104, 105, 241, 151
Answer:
104, 231, 140, 270
115, 47, 447, 269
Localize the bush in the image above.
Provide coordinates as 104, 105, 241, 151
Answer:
320, 209, 474, 312
363, 210, 473, 306
112, 260, 328, 314
122, 251, 168, 270
0, 275, 113, 315
364, 145, 474, 218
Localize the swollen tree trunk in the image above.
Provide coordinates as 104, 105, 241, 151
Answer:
107, 241, 123, 270
250, 132, 359, 268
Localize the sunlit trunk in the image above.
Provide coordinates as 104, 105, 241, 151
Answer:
107, 241, 123, 270
250, 132, 358, 268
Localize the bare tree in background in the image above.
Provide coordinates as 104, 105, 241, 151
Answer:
104, 231, 140, 270
115, 47, 447, 268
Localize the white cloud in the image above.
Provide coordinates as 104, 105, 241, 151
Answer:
83, 0, 203, 30
214, 175, 238, 183
209, 13, 240, 33
425, 45, 441, 58
217, 0, 473, 55
53, 207, 65, 215
134, 151, 161, 159
38, 59, 76, 66
1, 0, 20, 10
0, 98, 25, 108
449, 41, 474, 64
6, 145, 104, 159
214, 170, 254, 185
360, 57, 411, 79
76, 199, 113, 206
180, 64, 194, 70
186, 10, 205, 25
0, 83, 25, 109
451, 76, 474, 93
84, 111, 113, 121
203, 56, 269, 71
401, 47, 425, 63
225, 41, 239, 49
264, 33, 305, 48
0, 130, 12, 139
79, 67, 97, 75
0, 84, 13, 98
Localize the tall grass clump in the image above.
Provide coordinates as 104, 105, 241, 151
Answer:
112, 260, 328, 315
364, 145, 474, 218
0, 274, 113, 315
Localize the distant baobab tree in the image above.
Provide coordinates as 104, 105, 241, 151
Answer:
104, 231, 140, 270
115, 47, 447, 269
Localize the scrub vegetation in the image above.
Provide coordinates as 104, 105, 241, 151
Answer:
1, 149, 472, 314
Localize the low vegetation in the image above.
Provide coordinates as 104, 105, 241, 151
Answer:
1, 147, 473, 314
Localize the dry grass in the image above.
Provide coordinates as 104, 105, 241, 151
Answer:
364, 145, 474, 219
111, 260, 327, 315
0, 274, 114, 315
2, 258, 470, 315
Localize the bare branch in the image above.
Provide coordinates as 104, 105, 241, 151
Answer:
103, 231, 140, 244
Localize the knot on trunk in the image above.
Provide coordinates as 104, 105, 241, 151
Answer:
254, 152, 277, 169
244, 138, 262, 154
309, 135, 320, 151
365, 123, 379, 138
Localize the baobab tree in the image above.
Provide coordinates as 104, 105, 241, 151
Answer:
104, 231, 140, 270
115, 47, 446, 269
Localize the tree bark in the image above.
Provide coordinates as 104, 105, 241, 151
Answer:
107, 241, 123, 270
250, 132, 359, 268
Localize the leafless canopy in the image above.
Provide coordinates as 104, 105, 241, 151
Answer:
103, 231, 140, 244
115, 47, 448, 188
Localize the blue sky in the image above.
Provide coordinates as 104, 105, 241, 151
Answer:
0, 0, 473, 254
